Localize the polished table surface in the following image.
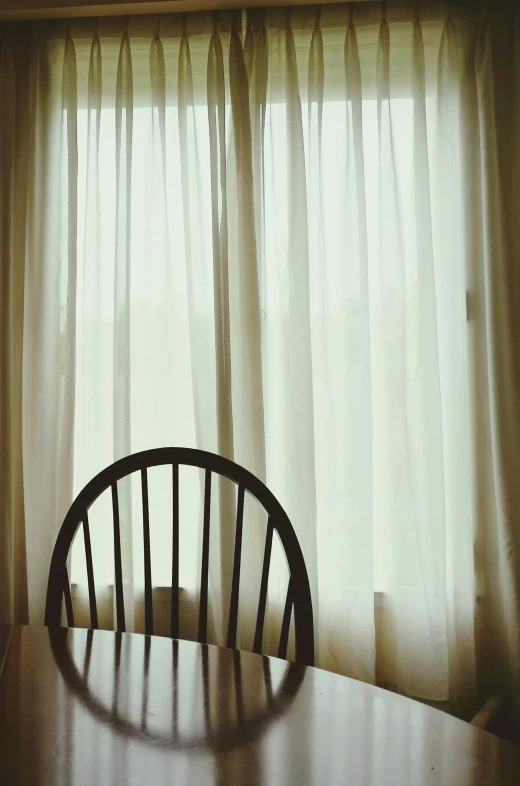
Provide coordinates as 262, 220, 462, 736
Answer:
1, 626, 520, 785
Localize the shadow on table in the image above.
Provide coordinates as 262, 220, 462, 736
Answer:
48, 627, 306, 753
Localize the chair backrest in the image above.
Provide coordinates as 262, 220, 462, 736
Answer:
45, 448, 314, 666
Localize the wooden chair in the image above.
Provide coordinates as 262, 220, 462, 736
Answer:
45, 448, 314, 666
470, 695, 505, 731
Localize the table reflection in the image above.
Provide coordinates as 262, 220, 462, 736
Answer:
48, 627, 305, 752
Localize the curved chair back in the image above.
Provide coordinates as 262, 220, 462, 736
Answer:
45, 448, 314, 666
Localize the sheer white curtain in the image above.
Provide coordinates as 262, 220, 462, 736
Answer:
5, 0, 519, 717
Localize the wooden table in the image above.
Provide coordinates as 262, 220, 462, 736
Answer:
1, 625, 520, 785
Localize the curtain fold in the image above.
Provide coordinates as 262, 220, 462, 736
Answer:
1, 1, 520, 723
113, 26, 135, 632
22, 28, 78, 625
0, 35, 28, 626
470, 12, 520, 722
434, 13, 476, 700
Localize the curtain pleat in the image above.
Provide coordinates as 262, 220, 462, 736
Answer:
178, 27, 226, 643
244, 13, 268, 320
149, 27, 171, 281
409, 14, 448, 694
229, 15, 270, 651
435, 14, 476, 700
228, 22, 265, 485
82, 31, 102, 319
114, 29, 134, 630
0, 39, 16, 619
472, 14, 520, 720
114, 30, 133, 463
61, 29, 79, 515
373, 15, 412, 689
178, 28, 215, 451
280, 12, 319, 631
207, 26, 236, 645
208, 29, 231, 450
0, 38, 27, 625
23, 30, 78, 624
230, 14, 275, 648
2, 2, 520, 724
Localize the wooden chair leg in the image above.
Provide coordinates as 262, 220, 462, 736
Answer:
470, 694, 504, 731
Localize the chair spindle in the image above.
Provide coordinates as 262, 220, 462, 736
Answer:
63, 567, 75, 627
141, 469, 154, 636
253, 517, 274, 654
227, 485, 245, 649
83, 512, 99, 629
171, 464, 179, 638
111, 482, 126, 633
278, 578, 293, 659
198, 469, 212, 643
